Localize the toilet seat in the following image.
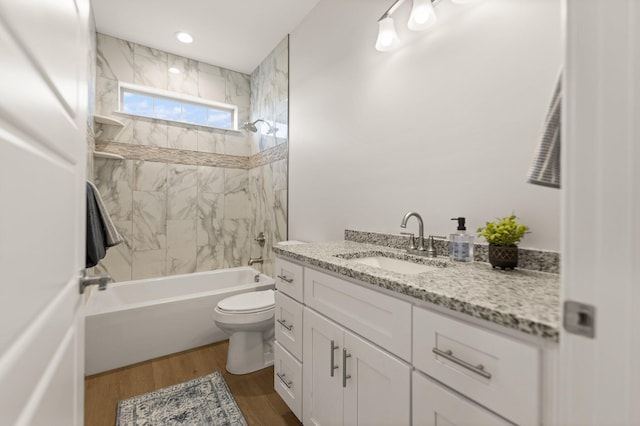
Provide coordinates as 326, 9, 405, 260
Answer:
214, 289, 275, 325
217, 289, 275, 313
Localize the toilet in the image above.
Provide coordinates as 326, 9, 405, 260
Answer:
214, 289, 275, 375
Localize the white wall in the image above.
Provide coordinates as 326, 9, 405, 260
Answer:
289, 0, 562, 251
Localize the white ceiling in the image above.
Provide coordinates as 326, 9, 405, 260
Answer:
91, 0, 321, 75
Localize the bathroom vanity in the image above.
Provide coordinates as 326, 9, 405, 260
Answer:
272, 237, 560, 425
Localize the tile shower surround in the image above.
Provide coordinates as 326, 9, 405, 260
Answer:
93, 34, 288, 281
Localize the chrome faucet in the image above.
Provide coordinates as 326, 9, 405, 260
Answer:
400, 211, 426, 252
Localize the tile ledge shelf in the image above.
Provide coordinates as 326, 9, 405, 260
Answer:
93, 150, 125, 160
94, 140, 288, 170
94, 114, 125, 127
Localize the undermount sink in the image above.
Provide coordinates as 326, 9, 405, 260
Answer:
353, 256, 440, 274
337, 251, 448, 275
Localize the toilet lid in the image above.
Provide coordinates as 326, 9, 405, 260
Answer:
217, 289, 275, 313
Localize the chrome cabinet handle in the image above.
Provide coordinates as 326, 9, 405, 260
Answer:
277, 274, 294, 283
342, 348, 352, 387
432, 347, 492, 380
330, 340, 339, 377
276, 318, 293, 331
276, 372, 292, 389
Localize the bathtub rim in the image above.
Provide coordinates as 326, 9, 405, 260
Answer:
85, 267, 275, 317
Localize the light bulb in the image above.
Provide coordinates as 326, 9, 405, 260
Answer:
375, 16, 400, 52
175, 31, 194, 44
408, 0, 436, 31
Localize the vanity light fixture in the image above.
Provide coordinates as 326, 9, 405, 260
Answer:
168, 67, 181, 74
375, 0, 441, 52
408, 0, 436, 31
375, 16, 400, 51
175, 31, 194, 44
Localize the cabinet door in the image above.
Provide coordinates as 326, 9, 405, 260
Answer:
412, 371, 512, 426
343, 331, 411, 426
274, 342, 303, 421
275, 257, 304, 302
303, 308, 344, 426
275, 291, 303, 360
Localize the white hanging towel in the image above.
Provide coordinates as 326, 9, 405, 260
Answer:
527, 73, 562, 189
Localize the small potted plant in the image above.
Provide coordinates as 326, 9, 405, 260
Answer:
477, 215, 529, 270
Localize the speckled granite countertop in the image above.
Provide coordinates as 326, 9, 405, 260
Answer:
273, 241, 560, 342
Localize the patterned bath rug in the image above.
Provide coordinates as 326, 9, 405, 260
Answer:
116, 371, 248, 426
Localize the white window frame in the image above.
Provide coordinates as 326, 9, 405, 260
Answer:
116, 82, 239, 131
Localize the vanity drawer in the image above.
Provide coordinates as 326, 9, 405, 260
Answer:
274, 257, 304, 302
412, 370, 511, 426
304, 268, 411, 361
274, 341, 302, 421
275, 290, 303, 360
413, 307, 539, 425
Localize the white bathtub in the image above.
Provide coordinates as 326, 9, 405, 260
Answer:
84, 267, 275, 375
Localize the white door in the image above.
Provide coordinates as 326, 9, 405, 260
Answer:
560, 0, 640, 424
303, 308, 344, 426
0, 0, 90, 424
343, 331, 410, 426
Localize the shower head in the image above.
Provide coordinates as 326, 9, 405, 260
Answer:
242, 119, 267, 133
242, 121, 259, 132
241, 119, 275, 134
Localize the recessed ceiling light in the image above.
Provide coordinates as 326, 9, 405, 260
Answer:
175, 31, 193, 44
168, 67, 181, 74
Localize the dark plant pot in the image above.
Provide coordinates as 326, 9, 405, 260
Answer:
488, 244, 518, 270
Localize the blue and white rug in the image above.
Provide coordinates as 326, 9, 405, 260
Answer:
116, 371, 248, 426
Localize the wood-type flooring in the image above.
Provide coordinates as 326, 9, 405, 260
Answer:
85, 341, 301, 426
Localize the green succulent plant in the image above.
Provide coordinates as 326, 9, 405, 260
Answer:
477, 215, 529, 246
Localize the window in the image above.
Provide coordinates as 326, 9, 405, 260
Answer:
118, 83, 237, 130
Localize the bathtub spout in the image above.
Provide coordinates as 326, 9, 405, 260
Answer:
248, 257, 263, 266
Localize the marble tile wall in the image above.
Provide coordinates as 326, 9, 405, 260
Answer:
86, 15, 97, 176
249, 36, 289, 155
94, 33, 251, 157
93, 157, 254, 280
249, 37, 289, 277
249, 158, 288, 277
92, 34, 288, 281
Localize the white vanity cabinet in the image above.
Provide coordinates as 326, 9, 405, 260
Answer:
303, 308, 411, 426
273, 255, 553, 425
273, 258, 305, 421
